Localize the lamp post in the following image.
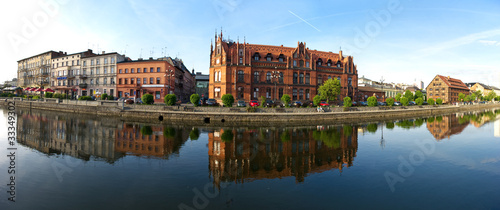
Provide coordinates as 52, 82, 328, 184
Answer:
165, 69, 174, 95
380, 76, 385, 102
271, 67, 281, 101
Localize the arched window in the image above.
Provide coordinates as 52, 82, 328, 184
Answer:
336, 62, 341, 68
238, 70, 244, 82
253, 53, 260, 61
293, 73, 298, 84
254, 71, 260, 83
318, 74, 322, 85
266, 72, 272, 82
299, 73, 304, 84
218, 71, 221, 82
278, 54, 284, 62
317, 58, 323, 66
305, 89, 310, 100
279, 72, 284, 83
299, 89, 304, 100
327, 59, 332, 67
214, 71, 218, 82
266, 53, 272, 61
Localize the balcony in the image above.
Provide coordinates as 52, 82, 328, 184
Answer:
80, 74, 88, 78
67, 74, 76, 79
79, 83, 88, 88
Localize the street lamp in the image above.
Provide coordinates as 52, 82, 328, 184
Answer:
165, 69, 175, 95
271, 67, 281, 101
380, 76, 385, 101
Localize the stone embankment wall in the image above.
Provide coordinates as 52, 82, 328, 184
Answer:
1, 97, 499, 126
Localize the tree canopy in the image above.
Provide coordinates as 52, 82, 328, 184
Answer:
318, 78, 341, 103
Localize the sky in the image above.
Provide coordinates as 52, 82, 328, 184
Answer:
1, 0, 500, 88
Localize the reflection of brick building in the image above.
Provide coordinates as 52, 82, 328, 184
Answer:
17, 110, 124, 162
209, 32, 358, 103
426, 114, 469, 140
208, 126, 358, 188
114, 124, 190, 157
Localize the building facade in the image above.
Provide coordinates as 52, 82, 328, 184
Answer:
468, 83, 493, 96
194, 72, 209, 100
117, 58, 178, 103
80, 52, 126, 97
17, 51, 65, 88
357, 86, 385, 101
209, 33, 358, 103
426, 75, 469, 103
51, 50, 96, 98
161, 57, 196, 102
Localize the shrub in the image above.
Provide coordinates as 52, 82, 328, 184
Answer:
189, 128, 200, 140
246, 106, 257, 112
367, 123, 378, 133
427, 98, 435, 105
163, 126, 176, 138
45, 92, 53, 98
401, 97, 409, 106
78, 96, 93, 101
142, 94, 154, 104
8, 93, 13, 98
140, 126, 153, 135
33, 96, 40, 100
221, 94, 235, 107
436, 98, 443, 105
54, 93, 62, 99
415, 97, 424, 105
386, 97, 394, 107
164, 94, 176, 106
259, 96, 266, 108
190, 94, 201, 107
62, 93, 68, 99
281, 94, 291, 107
343, 97, 352, 108
313, 95, 321, 106
367, 96, 377, 107
107, 95, 114, 100
395, 93, 402, 102
101, 93, 108, 100
280, 130, 290, 142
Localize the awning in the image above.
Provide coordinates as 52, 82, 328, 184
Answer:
43, 88, 55, 93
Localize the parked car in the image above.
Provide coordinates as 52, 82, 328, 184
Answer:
206, 98, 218, 106
237, 100, 246, 107
358, 101, 367, 106
394, 101, 402, 106
409, 101, 416, 106
422, 101, 428, 105
352, 101, 357, 106
135, 98, 143, 104
319, 101, 329, 106
292, 101, 302, 107
377, 101, 387, 106
249, 100, 260, 107
125, 98, 134, 104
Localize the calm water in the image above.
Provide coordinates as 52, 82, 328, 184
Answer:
1, 108, 500, 210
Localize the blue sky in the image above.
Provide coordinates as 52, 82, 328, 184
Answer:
2, 0, 500, 87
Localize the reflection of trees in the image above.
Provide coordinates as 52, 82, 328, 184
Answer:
386, 122, 395, 129
208, 125, 358, 188
367, 124, 378, 133
189, 128, 200, 140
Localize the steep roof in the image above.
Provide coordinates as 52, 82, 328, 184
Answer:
437, 75, 469, 91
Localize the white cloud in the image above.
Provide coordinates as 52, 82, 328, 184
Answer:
478, 40, 499, 46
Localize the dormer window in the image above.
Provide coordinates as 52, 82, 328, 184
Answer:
336, 62, 341, 68
278, 54, 284, 62
317, 58, 323, 66
266, 53, 272, 61
253, 53, 260, 61
327, 59, 332, 67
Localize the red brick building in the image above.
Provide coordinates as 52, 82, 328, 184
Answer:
426, 75, 469, 104
357, 86, 385, 102
209, 32, 358, 103
116, 58, 176, 103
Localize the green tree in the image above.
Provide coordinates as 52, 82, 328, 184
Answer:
259, 96, 266, 108
221, 129, 234, 142
101, 93, 108, 100
142, 94, 154, 104
414, 90, 423, 100
415, 97, 424, 105
140, 126, 153, 135
189, 128, 200, 140
44, 92, 53, 98
386, 122, 395, 129
486, 91, 496, 101
313, 95, 321, 106
367, 96, 377, 107
190, 94, 201, 106
164, 94, 177, 106
436, 98, 443, 105
367, 123, 378, 133
401, 97, 409, 106
54, 93, 62, 99
395, 93, 402, 102
343, 97, 352, 108
458, 93, 465, 102
404, 90, 414, 101
386, 97, 394, 106
280, 130, 290, 142
107, 95, 114, 100
281, 94, 291, 107
221, 94, 235, 107
317, 78, 341, 103
427, 98, 435, 105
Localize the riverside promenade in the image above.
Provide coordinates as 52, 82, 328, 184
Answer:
2, 97, 499, 126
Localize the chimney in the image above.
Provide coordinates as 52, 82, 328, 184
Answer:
102, 51, 105, 54
339, 50, 343, 59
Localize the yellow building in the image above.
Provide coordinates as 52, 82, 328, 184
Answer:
17, 51, 65, 88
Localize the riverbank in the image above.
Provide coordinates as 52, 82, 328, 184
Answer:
2, 98, 499, 126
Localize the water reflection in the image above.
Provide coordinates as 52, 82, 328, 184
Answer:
426, 110, 500, 140
208, 126, 358, 187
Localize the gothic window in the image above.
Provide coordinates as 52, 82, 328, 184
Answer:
238, 70, 244, 82
293, 73, 298, 84
253, 71, 259, 83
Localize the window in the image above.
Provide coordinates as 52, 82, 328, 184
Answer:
279, 88, 283, 99
125, 69, 128, 73
317, 59, 322, 66
104, 67, 108, 74
156, 77, 160, 84
131, 68, 134, 73
96, 59, 100, 65
253, 72, 259, 83
306, 61, 310, 68
90, 79, 94, 85
96, 78, 99, 85
337, 63, 341, 68
137, 68, 141, 73
299, 60, 304, 67
111, 58, 115, 63
143, 78, 147, 84
253, 88, 259, 98
137, 78, 140, 84
278, 54, 284, 62
239, 57, 243, 64
96, 67, 100, 75
299, 89, 304, 100
111, 78, 115, 84
119, 69, 122, 74
118, 79, 122, 84
293, 73, 298, 84
299, 73, 304, 84
91, 60, 94, 65
77, 60, 79, 65
348, 77, 352, 86
111, 66, 115, 73
266, 88, 271, 99
279, 72, 284, 83
130, 78, 134, 84
150, 77, 154, 84
306, 89, 310, 100
293, 60, 297, 67
238, 70, 244, 82
266, 54, 272, 61
157, 67, 161, 72
83, 61, 86, 66
156, 91, 160, 99
318, 75, 323, 85
328, 76, 332, 80
305, 73, 310, 84
104, 78, 107, 84
292, 89, 297, 100
124, 79, 128, 84
239, 49, 243, 56
266, 72, 271, 82
104, 58, 108, 64
144, 68, 147, 73
72, 61, 74, 66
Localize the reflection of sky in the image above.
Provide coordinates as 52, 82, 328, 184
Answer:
495, 119, 500, 137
